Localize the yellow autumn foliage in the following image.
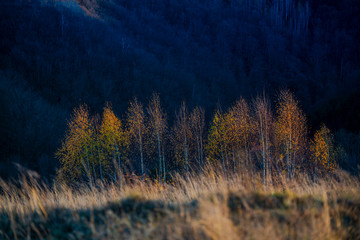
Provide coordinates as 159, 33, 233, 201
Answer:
98, 104, 129, 175
311, 124, 336, 173
275, 90, 307, 176
56, 104, 94, 183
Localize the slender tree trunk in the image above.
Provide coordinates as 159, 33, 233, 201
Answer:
232, 146, 236, 175
162, 146, 166, 182
246, 145, 251, 177
92, 159, 97, 188
139, 130, 144, 180
289, 124, 292, 178
200, 133, 204, 166
184, 133, 188, 173
85, 154, 93, 190
260, 112, 266, 185
245, 139, 250, 176
292, 147, 296, 178
113, 147, 117, 183
219, 134, 226, 175
264, 110, 269, 185
327, 138, 330, 173
99, 159, 103, 183
197, 136, 201, 167
221, 143, 226, 175
90, 148, 97, 188
157, 133, 162, 182
98, 147, 103, 183
286, 139, 290, 179
224, 145, 229, 173
268, 157, 272, 185
115, 143, 122, 188
244, 146, 248, 175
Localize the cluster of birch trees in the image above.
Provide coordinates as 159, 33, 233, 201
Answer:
56, 90, 337, 185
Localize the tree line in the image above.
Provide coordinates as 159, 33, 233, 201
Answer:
56, 90, 339, 186
1, 0, 359, 179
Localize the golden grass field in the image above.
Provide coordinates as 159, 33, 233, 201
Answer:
0, 167, 359, 240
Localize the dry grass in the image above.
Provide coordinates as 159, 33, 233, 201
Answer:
0, 167, 359, 239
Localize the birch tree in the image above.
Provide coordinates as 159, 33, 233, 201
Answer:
206, 109, 227, 172
275, 89, 307, 179
99, 104, 129, 183
310, 124, 336, 177
228, 98, 254, 174
189, 106, 205, 168
223, 108, 237, 174
173, 102, 192, 172
147, 93, 167, 182
253, 94, 273, 184
127, 97, 147, 179
56, 104, 95, 186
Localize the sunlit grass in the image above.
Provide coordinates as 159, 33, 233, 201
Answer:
0, 166, 359, 239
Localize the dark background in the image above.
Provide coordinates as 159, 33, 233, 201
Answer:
1, 0, 359, 179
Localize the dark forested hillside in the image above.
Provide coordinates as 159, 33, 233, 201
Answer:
0, 0, 359, 179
